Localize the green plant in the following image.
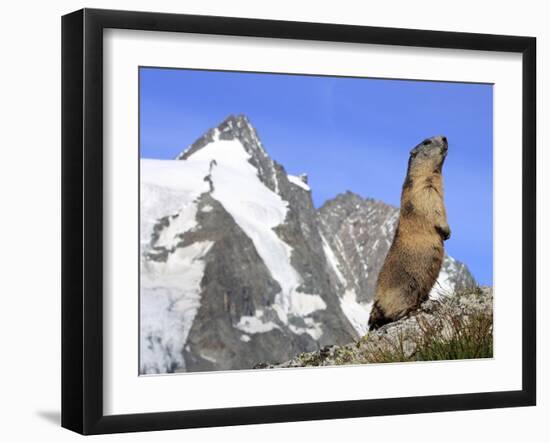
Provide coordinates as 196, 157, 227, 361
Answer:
412, 310, 493, 361
356, 297, 493, 364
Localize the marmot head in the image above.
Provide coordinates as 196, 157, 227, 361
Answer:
407, 135, 448, 176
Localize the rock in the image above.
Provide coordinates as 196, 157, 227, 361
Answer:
255, 287, 493, 368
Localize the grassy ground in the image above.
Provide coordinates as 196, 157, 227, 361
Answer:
363, 309, 493, 363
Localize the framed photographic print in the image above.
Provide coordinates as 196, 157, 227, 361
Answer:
61, 8, 536, 435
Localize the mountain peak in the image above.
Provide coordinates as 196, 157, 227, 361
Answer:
175, 114, 284, 194
219, 113, 251, 129
319, 191, 394, 216
176, 114, 266, 161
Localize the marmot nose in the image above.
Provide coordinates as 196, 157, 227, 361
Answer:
438, 136, 448, 150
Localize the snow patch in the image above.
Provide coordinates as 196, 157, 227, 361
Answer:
199, 352, 218, 364
288, 293, 327, 317
140, 240, 213, 374
289, 318, 324, 341
155, 204, 199, 249
340, 290, 372, 337
430, 268, 455, 300
321, 234, 346, 286
140, 158, 216, 373
287, 174, 311, 191
240, 334, 251, 343
235, 310, 280, 334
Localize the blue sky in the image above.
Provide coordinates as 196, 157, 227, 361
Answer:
140, 67, 493, 286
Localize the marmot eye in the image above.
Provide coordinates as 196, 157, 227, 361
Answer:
422, 139, 432, 146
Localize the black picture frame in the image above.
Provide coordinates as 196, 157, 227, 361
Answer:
61, 8, 536, 435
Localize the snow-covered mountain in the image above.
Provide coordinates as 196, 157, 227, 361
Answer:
140, 114, 476, 374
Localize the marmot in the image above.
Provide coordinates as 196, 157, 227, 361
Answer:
368, 135, 450, 330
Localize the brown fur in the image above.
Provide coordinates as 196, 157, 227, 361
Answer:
368, 136, 450, 330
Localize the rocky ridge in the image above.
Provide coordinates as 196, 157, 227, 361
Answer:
256, 287, 493, 368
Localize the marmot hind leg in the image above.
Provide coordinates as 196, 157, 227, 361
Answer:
368, 297, 421, 331
368, 301, 392, 331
